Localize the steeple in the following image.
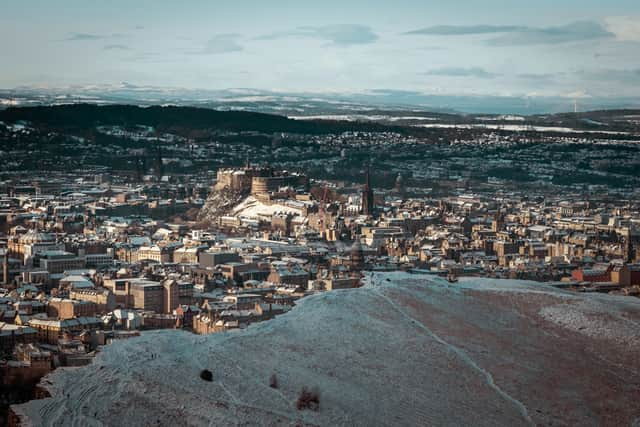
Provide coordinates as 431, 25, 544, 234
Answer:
361, 165, 374, 216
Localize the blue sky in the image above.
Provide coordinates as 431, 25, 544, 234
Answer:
2, 0, 640, 98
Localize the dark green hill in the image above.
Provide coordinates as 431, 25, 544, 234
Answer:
0, 104, 404, 134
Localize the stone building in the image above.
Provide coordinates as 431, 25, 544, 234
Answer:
47, 298, 98, 320
0, 322, 37, 353
27, 317, 101, 345
266, 264, 309, 286
69, 288, 116, 313
129, 280, 164, 313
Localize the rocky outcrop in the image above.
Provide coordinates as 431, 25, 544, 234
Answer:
197, 186, 247, 224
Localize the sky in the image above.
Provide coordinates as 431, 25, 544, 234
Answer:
2, 0, 640, 98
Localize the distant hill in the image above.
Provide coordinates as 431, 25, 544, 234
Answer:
0, 104, 406, 135
2, 103, 638, 137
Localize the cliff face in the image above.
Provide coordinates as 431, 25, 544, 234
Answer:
197, 186, 248, 224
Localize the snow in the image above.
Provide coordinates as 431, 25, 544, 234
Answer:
414, 123, 632, 135
539, 297, 640, 346
13, 273, 640, 426
288, 114, 438, 121
232, 196, 304, 220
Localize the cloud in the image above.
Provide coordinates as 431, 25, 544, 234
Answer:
405, 21, 614, 46
423, 67, 498, 78
104, 44, 130, 51
369, 89, 425, 96
196, 34, 243, 54
488, 21, 613, 45
256, 24, 378, 46
578, 68, 640, 84
405, 25, 525, 36
517, 73, 558, 81
604, 16, 640, 42
65, 32, 125, 42
65, 33, 107, 41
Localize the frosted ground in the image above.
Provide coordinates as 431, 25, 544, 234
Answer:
14, 273, 640, 426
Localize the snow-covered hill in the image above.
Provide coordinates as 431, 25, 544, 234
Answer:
13, 273, 640, 426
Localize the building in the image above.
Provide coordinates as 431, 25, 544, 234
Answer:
572, 265, 613, 283
172, 247, 200, 264
69, 288, 116, 313
266, 264, 309, 286
84, 252, 114, 268
0, 344, 52, 387
0, 322, 37, 353
47, 298, 98, 320
129, 280, 164, 313
215, 166, 308, 195
177, 281, 194, 305
308, 277, 360, 291
14, 343, 52, 375
192, 313, 228, 335
104, 278, 182, 314
38, 251, 85, 274
222, 294, 263, 310
7, 230, 64, 264
218, 262, 268, 283
102, 278, 134, 307
361, 167, 375, 216
163, 279, 179, 314
349, 240, 365, 271
2, 249, 9, 285
611, 263, 640, 286
199, 250, 241, 269
135, 245, 172, 264
27, 317, 101, 345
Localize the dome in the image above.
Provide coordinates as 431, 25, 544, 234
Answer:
19, 230, 55, 244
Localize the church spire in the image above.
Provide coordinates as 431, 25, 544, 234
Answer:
361, 164, 374, 216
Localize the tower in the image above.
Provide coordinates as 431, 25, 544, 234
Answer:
163, 279, 179, 314
154, 145, 164, 180
394, 173, 405, 197
2, 250, 9, 286
350, 240, 365, 271
491, 212, 504, 232
361, 167, 374, 216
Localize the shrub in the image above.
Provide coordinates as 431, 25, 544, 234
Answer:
296, 387, 320, 411
269, 374, 278, 389
200, 369, 213, 382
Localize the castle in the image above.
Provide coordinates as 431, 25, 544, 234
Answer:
214, 165, 308, 196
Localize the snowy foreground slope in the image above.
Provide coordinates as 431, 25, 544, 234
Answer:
14, 273, 640, 426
